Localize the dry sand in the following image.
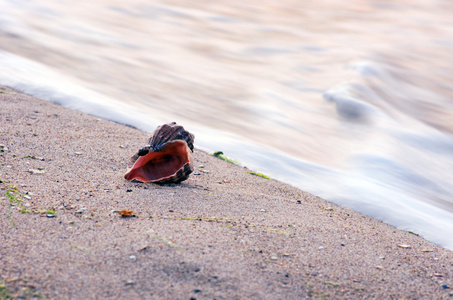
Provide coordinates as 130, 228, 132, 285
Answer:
1, 85, 452, 299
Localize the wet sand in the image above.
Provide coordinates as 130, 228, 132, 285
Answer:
1, 85, 452, 299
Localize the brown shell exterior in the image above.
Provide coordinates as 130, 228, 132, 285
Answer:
126, 122, 195, 184
148, 122, 194, 152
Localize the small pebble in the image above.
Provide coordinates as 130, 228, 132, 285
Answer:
46, 213, 55, 218
271, 256, 278, 260
119, 145, 125, 148
125, 280, 134, 286
319, 246, 325, 250
129, 255, 136, 261
74, 152, 83, 155
126, 189, 132, 192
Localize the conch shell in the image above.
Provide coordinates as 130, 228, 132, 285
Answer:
124, 122, 194, 184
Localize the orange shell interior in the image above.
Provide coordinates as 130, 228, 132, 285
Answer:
124, 140, 191, 183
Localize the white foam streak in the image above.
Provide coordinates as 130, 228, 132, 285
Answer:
0, 51, 163, 132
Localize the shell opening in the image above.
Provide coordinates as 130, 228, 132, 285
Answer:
124, 140, 191, 183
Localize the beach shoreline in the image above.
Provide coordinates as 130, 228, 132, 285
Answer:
1, 85, 452, 298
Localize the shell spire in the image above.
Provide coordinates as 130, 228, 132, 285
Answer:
124, 122, 195, 184
148, 122, 194, 152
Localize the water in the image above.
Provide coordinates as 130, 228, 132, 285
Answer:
1, 0, 453, 249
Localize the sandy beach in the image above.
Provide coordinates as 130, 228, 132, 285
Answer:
1, 85, 452, 299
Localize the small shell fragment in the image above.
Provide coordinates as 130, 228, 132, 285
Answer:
28, 169, 46, 174
118, 210, 136, 217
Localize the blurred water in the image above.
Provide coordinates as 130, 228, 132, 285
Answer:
1, 0, 453, 249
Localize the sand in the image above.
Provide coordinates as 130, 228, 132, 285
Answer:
1, 85, 452, 299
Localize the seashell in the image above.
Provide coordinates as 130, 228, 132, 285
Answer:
124, 122, 195, 184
